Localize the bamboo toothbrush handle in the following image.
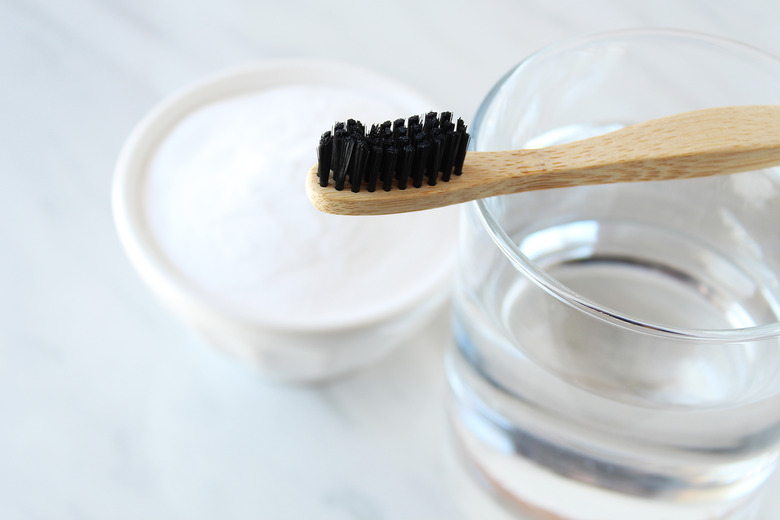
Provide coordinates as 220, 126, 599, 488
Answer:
306, 105, 780, 216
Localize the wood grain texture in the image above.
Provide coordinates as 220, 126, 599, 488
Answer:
307, 105, 780, 215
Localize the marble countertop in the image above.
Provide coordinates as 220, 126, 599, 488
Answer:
4, 1, 780, 518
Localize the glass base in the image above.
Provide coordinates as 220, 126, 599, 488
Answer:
446, 346, 774, 520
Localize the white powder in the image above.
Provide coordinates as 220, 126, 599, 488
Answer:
144, 84, 455, 329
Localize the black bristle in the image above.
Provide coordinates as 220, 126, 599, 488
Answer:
365, 146, 382, 192
440, 117, 454, 134
407, 114, 420, 127
345, 138, 357, 186
350, 141, 369, 192
440, 130, 457, 182
397, 145, 414, 190
394, 137, 410, 184
380, 120, 392, 143
330, 130, 344, 187
423, 111, 438, 134
392, 118, 405, 141
411, 141, 429, 188
409, 123, 423, 145
367, 124, 381, 149
380, 146, 398, 191
454, 118, 469, 175
333, 137, 354, 191
426, 134, 444, 186
317, 131, 332, 187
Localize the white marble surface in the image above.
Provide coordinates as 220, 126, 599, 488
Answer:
4, 1, 780, 518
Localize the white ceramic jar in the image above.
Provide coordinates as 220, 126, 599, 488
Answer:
113, 60, 458, 382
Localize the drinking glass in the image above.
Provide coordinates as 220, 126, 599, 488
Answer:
447, 30, 780, 520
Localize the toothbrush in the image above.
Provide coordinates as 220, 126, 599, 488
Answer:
306, 105, 780, 216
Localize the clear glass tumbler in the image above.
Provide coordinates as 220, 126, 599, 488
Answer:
447, 30, 780, 520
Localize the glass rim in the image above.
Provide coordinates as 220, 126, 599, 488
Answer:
471, 28, 780, 343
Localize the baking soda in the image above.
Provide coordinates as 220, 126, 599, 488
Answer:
144, 84, 455, 328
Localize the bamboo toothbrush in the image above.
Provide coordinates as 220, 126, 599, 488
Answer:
306, 105, 780, 216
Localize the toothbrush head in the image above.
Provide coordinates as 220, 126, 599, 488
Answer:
317, 111, 470, 192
